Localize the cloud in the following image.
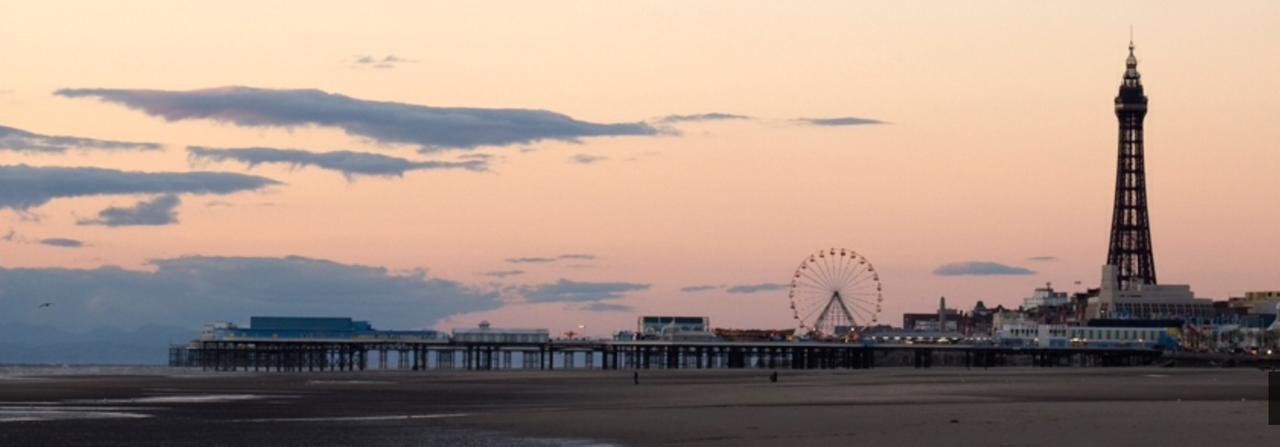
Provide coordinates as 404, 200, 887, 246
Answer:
79, 194, 180, 227
2, 228, 14, 242
39, 238, 85, 248
569, 154, 607, 165
0, 124, 161, 154
0, 321, 194, 364
1027, 256, 1058, 262
56, 87, 659, 152
680, 285, 719, 293
932, 261, 1035, 276
557, 253, 596, 260
516, 279, 649, 303
456, 153, 494, 161
187, 146, 486, 179
506, 257, 557, 264
480, 270, 525, 278
578, 302, 633, 313
795, 116, 884, 126
0, 255, 502, 333
506, 253, 597, 264
726, 283, 790, 294
0, 165, 279, 210
656, 113, 751, 124
351, 54, 414, 69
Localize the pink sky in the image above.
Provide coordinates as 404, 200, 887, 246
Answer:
2, 1, 1277, 336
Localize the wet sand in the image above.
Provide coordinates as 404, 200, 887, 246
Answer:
0, 367, 1274, 446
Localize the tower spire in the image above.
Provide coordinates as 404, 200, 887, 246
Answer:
1107, 39, 1157, 290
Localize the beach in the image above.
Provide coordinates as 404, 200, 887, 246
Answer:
0, 367, 1274, 446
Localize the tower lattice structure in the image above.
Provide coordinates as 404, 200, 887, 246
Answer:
1106, 41, 1157, 290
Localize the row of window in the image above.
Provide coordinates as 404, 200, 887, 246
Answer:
1004, 327, 1165, 341
1068, 329, 1163, 341
1098, 303, 1213, 318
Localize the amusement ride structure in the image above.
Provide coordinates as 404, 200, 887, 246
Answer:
788, 248, 883, 336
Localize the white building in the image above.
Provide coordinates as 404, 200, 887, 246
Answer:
452, 321, 550, 343
1023, 284, 1069, 310
1086, 265, 1213, 320
636, 316, 714, 340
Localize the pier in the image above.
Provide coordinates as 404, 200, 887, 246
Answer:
170, 338, 1164, 372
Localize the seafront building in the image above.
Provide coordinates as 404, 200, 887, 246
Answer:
1023, 284, 1069, 310
452, 321, 549, 344
1226, 291, 1280, 315
635, 315, 715, 341
1086, 265, 1214, 320
201, 316, 444, 341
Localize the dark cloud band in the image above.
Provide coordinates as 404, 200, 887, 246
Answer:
933, 261, 1035, 276
57, 87, 659, 152
0, 164, 279, 210
657, 113, 750, 124
1, 124, 160, 154
187, 146, 486, 178
795, 117, 884, 126
79, 194, 181, 227
39, 238, 85, 248
726, 283, 789, 294
517, 279, 649, 303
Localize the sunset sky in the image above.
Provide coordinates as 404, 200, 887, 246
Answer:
2, 1, 1277, 339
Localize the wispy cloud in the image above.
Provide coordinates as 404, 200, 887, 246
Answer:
1027, 256, 1057, 262
656, 113, 751, 124
795, 116, 884, 126
505, 253, 597, 264
1, 124, 161, 154
506, 257, 557, 264
0, 165, 279, 210
187, 146, 486, 179
578, 302, 633, 313
350, 54, 414, 69
39, 238, 85, 248
933, 261, 1035, 276
726, 283, 789, 294
680, 285, 719, 293
516, 279, 649, 304
480, 270, 525, 278
56, 87, 660, 152
568, 154, 607, 165
79, 194, 181, 227
557, 254, 596, 261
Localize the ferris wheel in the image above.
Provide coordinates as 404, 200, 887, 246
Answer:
789, 248, 883, 336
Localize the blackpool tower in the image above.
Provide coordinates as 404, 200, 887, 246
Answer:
1106, 40, 1157, 290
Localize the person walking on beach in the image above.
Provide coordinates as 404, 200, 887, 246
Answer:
770, 371, 778, 383
633, 371, 639, 385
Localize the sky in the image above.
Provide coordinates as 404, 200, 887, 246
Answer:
2, 1, 1278, 341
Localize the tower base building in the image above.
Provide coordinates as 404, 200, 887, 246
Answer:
1086, 265, 1213, 321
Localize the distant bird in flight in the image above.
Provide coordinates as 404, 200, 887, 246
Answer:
37, 302, 53, 308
